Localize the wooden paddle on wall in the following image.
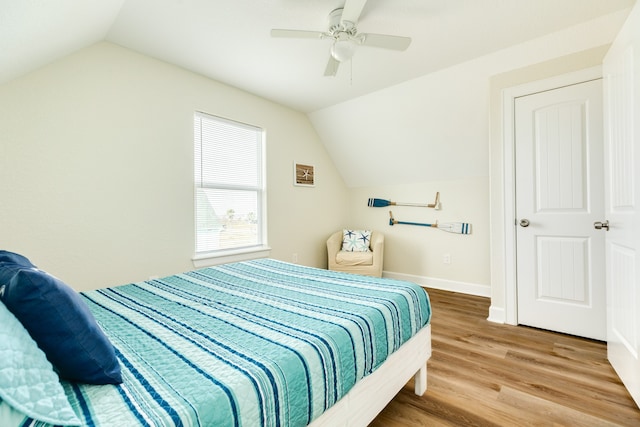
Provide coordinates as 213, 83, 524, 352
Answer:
388, 211, 471, 234
368, 192, 441, 209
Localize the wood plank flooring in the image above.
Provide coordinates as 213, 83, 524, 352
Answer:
370, 288, 640, 426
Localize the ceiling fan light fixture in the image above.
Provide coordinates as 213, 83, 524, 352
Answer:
271, 1, 411, 76
330, 39, 356, 62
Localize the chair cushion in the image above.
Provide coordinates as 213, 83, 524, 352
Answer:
336, 250, 374, 266
341, 229, 372, 252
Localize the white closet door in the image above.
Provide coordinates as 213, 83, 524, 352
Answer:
604, 2, 640, 407
515, 79, 605, 341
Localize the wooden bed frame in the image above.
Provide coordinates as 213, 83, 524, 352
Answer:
310, 324, 431, 426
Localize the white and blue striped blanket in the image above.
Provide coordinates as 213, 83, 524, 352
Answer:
21, 259, 431, 427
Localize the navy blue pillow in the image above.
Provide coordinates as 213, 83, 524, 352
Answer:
0, 250, 35, 267
0, 259, 122, 385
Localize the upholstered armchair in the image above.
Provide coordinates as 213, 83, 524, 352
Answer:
326, 230, 384, 277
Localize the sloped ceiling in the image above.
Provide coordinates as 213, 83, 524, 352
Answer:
1, 0, 636, 189
1, 0, 635, 113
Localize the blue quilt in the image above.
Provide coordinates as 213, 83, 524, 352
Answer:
16, 259, 431, 427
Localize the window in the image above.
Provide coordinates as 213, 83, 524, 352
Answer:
194, 112, 265, 255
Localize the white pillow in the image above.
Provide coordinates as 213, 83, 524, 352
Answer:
0, 302, 80, 426
342, 229, 372, 252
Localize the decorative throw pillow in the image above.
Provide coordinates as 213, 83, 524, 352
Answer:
0, 254, 122, 385
342, 229, 372, 252
0, 250, 34, 267
0, 302, 81, 426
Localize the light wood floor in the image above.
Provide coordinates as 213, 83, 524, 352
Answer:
370, 288, 640, 426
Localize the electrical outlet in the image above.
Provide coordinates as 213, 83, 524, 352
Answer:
292, 253, 298, 263
443, 253, 451, 265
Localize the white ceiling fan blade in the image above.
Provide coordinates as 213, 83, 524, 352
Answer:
341, 0, 367, 24
324, 56, 340, 77
271, 29, 325, 39
360, 33, 411, 51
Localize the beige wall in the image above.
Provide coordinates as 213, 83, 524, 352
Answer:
333, 11, 626, 305
0, 42, 349, 291
348, 178, 491, 295
315, 11, 628, 299
0, 9, 630, 298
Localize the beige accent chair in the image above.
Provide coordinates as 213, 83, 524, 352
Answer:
326, 230, 384, 277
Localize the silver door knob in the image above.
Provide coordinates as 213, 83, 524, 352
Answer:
594, 220, 610, 231
519, 219, 530, 227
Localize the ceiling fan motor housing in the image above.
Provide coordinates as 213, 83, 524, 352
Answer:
328, 8, 357, 38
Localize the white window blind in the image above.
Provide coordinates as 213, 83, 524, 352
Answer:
194, 112, 264, 254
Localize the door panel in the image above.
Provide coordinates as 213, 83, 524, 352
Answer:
536, 237, 588, 304
535, 101, 587, 212
609, 244, 637, 356
515, 79, 605, 341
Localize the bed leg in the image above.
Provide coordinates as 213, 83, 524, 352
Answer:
414, 364, 427, 396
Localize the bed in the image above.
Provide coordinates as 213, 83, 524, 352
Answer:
0, 257, 431, 427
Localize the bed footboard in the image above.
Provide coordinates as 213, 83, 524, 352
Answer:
310, 324, 431, 426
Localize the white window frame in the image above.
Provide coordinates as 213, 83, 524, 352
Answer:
192, 112, 269, 267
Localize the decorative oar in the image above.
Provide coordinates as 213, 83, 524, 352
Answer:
388, 211, 471, 234
368, 192, 441, 210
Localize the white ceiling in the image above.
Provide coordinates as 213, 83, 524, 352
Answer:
1, 0, 635, 113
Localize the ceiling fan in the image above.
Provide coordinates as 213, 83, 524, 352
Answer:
271, 0, 411, 77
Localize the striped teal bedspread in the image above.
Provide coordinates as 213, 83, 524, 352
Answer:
25, 259, 431, 426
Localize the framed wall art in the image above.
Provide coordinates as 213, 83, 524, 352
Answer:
293, 162, 315, 187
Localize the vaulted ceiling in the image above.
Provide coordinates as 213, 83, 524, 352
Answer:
2, 0, 635, 113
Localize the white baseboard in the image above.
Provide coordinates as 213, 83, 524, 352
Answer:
487, 305, 506, 324
382, 271, 491, 298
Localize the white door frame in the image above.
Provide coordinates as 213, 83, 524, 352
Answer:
501, 66, 602, 325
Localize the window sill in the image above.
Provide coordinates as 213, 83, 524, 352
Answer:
192, 246, 271, 269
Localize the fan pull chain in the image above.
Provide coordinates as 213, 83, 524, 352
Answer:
350, 58, 353, 86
